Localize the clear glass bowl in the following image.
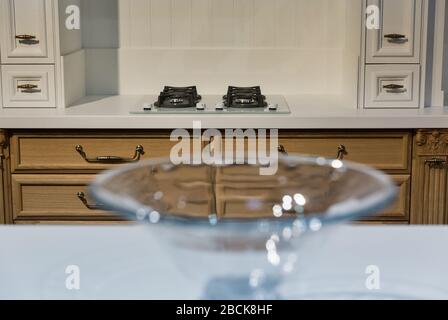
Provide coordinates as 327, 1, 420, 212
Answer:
89, 155, 397, 299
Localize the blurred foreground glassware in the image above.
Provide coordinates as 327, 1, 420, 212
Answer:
89, 155, 396, 299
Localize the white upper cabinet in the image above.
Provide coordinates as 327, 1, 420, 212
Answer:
0, 0, 55, 63
366, 0, 422, 63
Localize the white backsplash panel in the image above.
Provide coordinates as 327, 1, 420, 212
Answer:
117, 0, 349, 49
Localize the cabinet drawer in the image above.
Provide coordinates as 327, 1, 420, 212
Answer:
278, 132, 410, 171
10, 134, 192, 172
372, 175, 410, 220
366, 0, 422, 63
0, 0, 55, 63
11, 174, 118, 220
1, 65, 56, 108
0, 75, 3, 108
364, 64, 420, 109
14, 220, 133, 225
215, 174, 409, 221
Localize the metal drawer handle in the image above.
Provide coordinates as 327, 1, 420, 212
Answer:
15, 34, 36, 40
77, 192, 104, 210
17, 84, 38, 89
17, 84, 41, 93
278, 145, 288, 155
337, 145, 348, 160
20, 89, 42, 93
75, 145, 145, 163
425, 158, 447, 169
384, 33, 408, 43
383, 84, 407, 94
15, 34, 39, 44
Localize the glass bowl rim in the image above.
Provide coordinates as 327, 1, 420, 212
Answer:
89, 154, 397, 229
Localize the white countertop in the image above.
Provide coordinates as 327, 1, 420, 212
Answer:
1, 95, 448, 129
1, 225, 448, 300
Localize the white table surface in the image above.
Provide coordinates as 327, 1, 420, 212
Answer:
1, 225, 447, 300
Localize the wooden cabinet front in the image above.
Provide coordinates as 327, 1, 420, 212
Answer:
278, 132, 411, 172
10, 132, 185, 172
368, 174, 410, 221
0, 131, 6, 224
0, 129, 420, 225
411, 130, 448, 224
11, 174, 120, 221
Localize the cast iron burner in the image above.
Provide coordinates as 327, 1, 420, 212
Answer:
224, 86, 268, 109
155, 86, 202, 108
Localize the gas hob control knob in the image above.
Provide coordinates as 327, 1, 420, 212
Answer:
268, 103, 279, 111
143, 103, 153, 111
196, 103, 206, 111
215, 103, 225, 111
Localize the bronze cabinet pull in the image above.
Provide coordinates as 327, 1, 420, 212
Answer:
15, 34, 39, 44
77, 192, 104, 210
15, 34, 36, 40
20, 89, 42, 93
384, 33, 408, 42
17, 84, 38, 89
337, 145, 348, 160
383, 84, 404, 89
17, 84, 41, 93
75, 145, 145, 163
425, 158, 447, 169
383, 84, 407, 94
278, 145, 288, 155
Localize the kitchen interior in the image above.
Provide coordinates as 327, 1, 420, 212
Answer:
1, 0, 448, 300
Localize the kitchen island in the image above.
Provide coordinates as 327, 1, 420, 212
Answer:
0, 101, 447, 226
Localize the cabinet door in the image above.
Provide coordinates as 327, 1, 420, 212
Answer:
0, 131, 6, 224
0, 68, 3, 108
0, 0, 55, 63
411, 131, 448, 225
0, 161, 4, 225
366, 0, 422, 63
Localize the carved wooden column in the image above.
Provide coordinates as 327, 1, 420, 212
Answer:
411, 130, 448, 224
0, 130, 6, 224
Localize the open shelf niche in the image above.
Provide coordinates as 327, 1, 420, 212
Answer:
58, 0, 362, 110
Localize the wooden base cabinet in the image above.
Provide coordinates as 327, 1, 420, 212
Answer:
0, 131, 6, 224
411, 130, 448, 224
1, 129, 446, 225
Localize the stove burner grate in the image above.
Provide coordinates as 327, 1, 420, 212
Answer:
224, 86, 267, 109
155, 86, 202, 108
